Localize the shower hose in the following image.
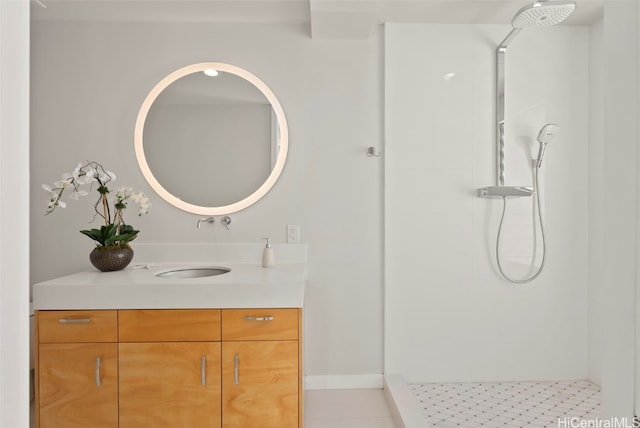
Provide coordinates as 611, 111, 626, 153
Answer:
495, 165, 546, 283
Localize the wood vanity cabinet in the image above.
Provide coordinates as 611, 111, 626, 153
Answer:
37, 310, 118, 428
221, 309, 300, 428
118, 309, 222, 428
35, 308, 303, 428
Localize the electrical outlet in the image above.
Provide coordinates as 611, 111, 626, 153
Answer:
287, 225, 300, 243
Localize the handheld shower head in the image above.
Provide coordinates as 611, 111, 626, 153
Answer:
537, 123, 558, 144
512, 1, 577, 28
536, 123, 558, 167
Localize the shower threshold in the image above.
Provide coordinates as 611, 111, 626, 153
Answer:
383, 374, 601, 428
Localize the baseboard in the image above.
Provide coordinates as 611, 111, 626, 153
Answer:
304, 374, 384, 390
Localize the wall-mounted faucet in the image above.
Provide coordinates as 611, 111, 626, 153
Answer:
196, 217, 215, 229
196, 216, 232, 230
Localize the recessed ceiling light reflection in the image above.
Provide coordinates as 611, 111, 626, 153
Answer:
203, 69, 219, 77
443, 73, 456, 81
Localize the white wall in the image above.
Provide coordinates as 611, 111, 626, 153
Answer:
589, 1, 638, 419
30, 22, 383, 385
0, 0, 31, 426
385, 24, 590, 383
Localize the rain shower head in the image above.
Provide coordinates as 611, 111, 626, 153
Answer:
536, 123, 558, 167
498, 1, 577, 50
512, 1, 577, 28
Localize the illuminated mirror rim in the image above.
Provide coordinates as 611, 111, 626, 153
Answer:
134, 62, 289, 215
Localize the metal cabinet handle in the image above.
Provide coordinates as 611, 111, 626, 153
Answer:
59, 318, 91, 324
201, 356, 207, 385
244, 316, 274, 322
234, 354, 239, 385
95, 357, 102, 387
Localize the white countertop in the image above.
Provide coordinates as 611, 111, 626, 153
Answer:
33, 262, 306, 310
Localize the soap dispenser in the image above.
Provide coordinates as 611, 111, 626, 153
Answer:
262, 237, 275, 268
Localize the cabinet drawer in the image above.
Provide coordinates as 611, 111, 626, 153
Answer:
38, 310, 118, 343
222, 308, 298, 341
119, 309, 221, 342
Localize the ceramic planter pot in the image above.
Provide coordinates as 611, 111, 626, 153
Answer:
89, 246, 134, 272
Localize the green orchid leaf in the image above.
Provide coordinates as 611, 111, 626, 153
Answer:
80, 228, 107, 246
81, 224, 139, 248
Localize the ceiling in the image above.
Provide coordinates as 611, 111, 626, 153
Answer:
30, 0, 605, 39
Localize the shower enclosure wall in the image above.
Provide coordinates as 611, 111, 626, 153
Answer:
385, 6, 640, 417
384, 22, 589, 387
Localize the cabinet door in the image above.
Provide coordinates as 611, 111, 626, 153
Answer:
119, 342, 221, 428
222, 341, 298, 428
39, 343, 118, 428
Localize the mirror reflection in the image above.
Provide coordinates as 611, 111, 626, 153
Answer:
135, 63, 288, 215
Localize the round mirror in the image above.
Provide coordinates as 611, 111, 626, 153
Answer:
134, 63, 288, 215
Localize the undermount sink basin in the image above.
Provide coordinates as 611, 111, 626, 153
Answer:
155, 267, 231, 279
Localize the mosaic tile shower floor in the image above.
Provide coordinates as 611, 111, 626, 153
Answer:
411, 380, 600, 428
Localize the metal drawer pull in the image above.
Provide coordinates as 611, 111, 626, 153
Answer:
201, 356, 207, 385
59, 318, 91, 324
95, 357, 102, 387
244, 316, 274, 321
234, 354, 240, 385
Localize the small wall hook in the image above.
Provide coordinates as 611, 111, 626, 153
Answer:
367, 147, 380, 157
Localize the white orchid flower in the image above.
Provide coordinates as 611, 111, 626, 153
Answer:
53, 180, 70, 189
71, 163, 83, 181
113, 187, 134, 204
130, 192, 151, 215
84, 167, 97, 182
44, 162, 149, 227
69, 190, 88, 200
98, 170, 116, 183
138, 202, 151, 215
75, 169, 91, 185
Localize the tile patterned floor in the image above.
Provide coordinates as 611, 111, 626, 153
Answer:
411, 380, 601, 428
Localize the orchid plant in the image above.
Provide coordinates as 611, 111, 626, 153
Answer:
43, 161, 150, 250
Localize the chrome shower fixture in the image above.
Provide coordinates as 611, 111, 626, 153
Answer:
537, 123, 558, 143
478, 1, 576, 283
479, 0, 576, 198
512, 1, 577, 28
499, 1, 577, 50
536, 123, 558, 167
